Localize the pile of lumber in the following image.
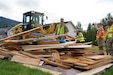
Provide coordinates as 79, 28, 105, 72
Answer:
61, 55, 113, 70
0, 47, 113, 70
0, 27, 112, 71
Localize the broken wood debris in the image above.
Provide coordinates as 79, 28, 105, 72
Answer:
0, 28, 112, 74
19, 51, 70, 69
0, 45, 113, 70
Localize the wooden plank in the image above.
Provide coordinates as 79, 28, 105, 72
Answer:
52, 53, 60, 60
62, 58, 88, 67
10, 51, 27, 56
69, 42, 92, 46
86, 55, 108, 60
19, 51, 70, 69
88, 56, 113, 69
21, 41, 76, 51
68, 45, 92, 48
11, 55, 40, 65
70, 50, 105, 56
22, 45, 65, 51
23, 64, 62, 75
4, 34, 67, 43
61, 55, 113, 70
76, 64, 113, 75
26, 51, 52, 55
36, 55, 52, 58
76, 57, 96, 63
0, 50, 12, 59
0, 50, 12, 56
0, 27, 40, 42
74, 65, 90, 70
74, 56, 113, 70
0, 55, 6, 59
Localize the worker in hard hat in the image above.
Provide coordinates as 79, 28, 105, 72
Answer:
55, 18, 69, 40
95, 23, 104, 50
76, 30, 85, 43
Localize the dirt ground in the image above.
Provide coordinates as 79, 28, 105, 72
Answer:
40, 65, 83, 75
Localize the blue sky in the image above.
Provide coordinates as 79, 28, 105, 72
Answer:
0, 0, 113, 30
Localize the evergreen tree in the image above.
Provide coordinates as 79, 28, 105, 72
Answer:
76, 21, 83, 31
85, 23, 97, 45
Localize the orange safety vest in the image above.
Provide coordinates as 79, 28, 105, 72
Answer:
96, 28, 104, 40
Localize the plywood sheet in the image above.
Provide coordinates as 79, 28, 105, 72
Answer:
11, 55, 40, 65
76, 64, 113, 75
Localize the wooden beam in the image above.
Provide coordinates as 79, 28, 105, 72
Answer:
21, 45, 65, 51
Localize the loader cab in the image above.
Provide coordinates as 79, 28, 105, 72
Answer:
22, 11, 44, 31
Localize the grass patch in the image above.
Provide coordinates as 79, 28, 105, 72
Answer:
0, 59, 52, 75
99, 66, 113, 75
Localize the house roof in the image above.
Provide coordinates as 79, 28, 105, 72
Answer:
45, 21, 77, 29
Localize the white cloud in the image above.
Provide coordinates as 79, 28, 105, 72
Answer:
0, 0, 113, 30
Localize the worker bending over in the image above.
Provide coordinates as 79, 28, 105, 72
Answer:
76, 30, 85, 43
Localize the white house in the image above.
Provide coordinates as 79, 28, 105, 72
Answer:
64, 21, 77, 37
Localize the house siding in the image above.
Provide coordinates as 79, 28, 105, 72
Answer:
65, 22, 76, 37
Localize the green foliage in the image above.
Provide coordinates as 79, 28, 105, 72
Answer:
83, 23, 97, 45
100, 13, 113, 28
100, 66, 113, 75
76, 13, 113, 45
0, 59, 52, 75
76, 21, 83, 31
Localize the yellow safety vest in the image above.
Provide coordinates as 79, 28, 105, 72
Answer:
57, 25, 64, 35
77, 32, 85, 42
107, 25, 113, 38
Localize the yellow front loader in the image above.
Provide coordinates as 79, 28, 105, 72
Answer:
7, 11, 57, 39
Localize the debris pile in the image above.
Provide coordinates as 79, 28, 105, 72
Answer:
0, 27, 113, 71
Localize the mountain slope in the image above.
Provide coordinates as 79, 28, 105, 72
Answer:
0, 16, 21, 27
